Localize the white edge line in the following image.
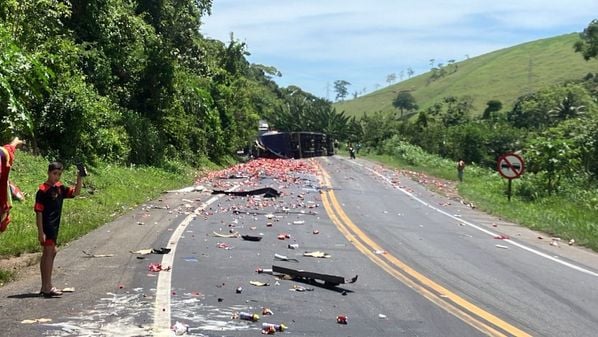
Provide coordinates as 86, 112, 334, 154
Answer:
346, 159, 598, 278
152, 194, 226, 336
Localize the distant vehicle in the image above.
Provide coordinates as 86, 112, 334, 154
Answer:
256, 131, 334, 159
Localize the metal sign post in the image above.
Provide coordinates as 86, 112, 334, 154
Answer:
497, 153, 525, 201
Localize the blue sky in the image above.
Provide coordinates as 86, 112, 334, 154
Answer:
200, 1, 597, 100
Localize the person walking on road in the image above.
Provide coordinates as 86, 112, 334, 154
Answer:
35, 161, 83, 297
457, 159, 465, 182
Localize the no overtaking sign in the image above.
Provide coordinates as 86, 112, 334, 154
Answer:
497, 153, 525, 179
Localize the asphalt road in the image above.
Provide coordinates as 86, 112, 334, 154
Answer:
1, 156, 597, 337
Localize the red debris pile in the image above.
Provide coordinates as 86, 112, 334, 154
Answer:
398, 169, 461, 200
196, 158, 318, 187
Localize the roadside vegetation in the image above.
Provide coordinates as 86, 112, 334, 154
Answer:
0, 152, 198, 283
0, 1, 355, 168
334, 20, 598, 253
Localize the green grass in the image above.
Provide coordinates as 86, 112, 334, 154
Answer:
0, 268, 16, 285
365, 152, 456, 180
0, 152, 199, 260
361, 151, 598, 252
335, 33, 598, 118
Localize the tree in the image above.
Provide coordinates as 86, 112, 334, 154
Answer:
269, 87, 355, 143
507, 93, 551, 130
525, 135, 580, 195
0, 26, 52, 143
407, 67, 414, 78
448, 59, 458, 73
386, 73, 396, 85
482, 100, 502, 119
574, 19, 598, 60
446, 123, 487, 165
441, 96, 472, 127
333, 80, 351, 101
392, 91, 418, 117
359, 111, 398, 149
548, 91, 585, 121
508, 84, 593, 129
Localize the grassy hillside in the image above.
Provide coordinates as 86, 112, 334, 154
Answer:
334, 33, 598, 118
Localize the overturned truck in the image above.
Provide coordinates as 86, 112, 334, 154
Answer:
256, 131, 335, 159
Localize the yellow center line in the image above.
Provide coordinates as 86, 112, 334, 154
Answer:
318, 165, 532, 337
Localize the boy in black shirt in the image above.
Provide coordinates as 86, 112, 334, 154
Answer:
34, 162, 83, 297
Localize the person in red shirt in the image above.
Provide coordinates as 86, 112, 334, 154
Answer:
0, 137, 25, 233
34, 161, 83, 297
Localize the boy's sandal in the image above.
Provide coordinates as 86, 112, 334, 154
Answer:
40, 287, 63, 298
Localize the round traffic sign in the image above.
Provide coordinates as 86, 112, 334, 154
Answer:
497, 153, 525, 179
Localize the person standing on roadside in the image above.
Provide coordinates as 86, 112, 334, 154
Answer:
348, 143, 356, 159
0, 137, 25, 233
35, 162, 83, 297
457, 159, 465, 182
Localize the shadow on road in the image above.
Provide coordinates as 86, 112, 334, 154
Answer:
7, 292, 44, 299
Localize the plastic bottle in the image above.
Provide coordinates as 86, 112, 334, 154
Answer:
262, 322, 287, 332
239, 312, 260, 322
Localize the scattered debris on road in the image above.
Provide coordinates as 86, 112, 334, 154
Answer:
262, 322, 287, 333
233, 311, 260, 321
21, 318, 52, 324
241, 234, 263, 241
303, 251, 331, 258
212, 231, 239, 238
171, 321, 189, 335
166, 185, 205, 193
130, 248, 171, 255
290, 284, 314, 292
82, 250, 114, 258
273, 254, 299, 262
272, 265, 358, 287
148, 263, 170, 272
550, 238, 561, 247
211, 187, 281, 198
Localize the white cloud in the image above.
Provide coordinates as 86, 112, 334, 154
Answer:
201, 0, 598, 98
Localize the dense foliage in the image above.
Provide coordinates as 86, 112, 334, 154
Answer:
356, 19, 598, 200
0, 0, 352, 166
